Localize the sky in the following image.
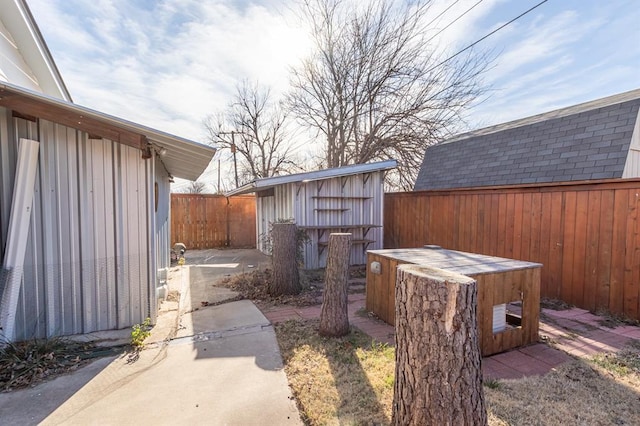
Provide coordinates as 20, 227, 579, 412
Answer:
26, 0, 640, 190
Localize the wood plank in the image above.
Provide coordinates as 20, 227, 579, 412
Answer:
596, 189, 614, 312
560, 191, 577, 304
572, 191, 589, 307
512, 193, 524, 260
489, 194, 500, 256
583, 190, 601, 311
520, 192, 532, 261
624, 190, 639, 318
469, 194, 479, 253
505, 193, 516, 258
546, 191, 564, 299
497, 194, 507, 257
525, 267, 541, 344
387, 259, 400, 325
610, 189, 628, 315
481, 274, 495, 355
538, 192, 552, 296
529, 192, 542, 264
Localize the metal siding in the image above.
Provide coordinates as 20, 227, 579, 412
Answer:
0, 114, 154, 340
155, 158, 170, 301
0, 107, 16, 258
234, 169, 386, 269
296, 171, 385, 269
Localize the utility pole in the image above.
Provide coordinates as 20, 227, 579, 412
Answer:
230, 131, 239, 188
219, 131, 239, 188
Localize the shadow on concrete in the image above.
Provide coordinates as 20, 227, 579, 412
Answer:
176, 249, 281, 370
0, 355, 115, 425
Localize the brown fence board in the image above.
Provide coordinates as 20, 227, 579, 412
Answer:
171, 194, 256, 249
384, 179, 640, 320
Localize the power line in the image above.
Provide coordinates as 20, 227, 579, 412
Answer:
426, 0, 550, 74
424, 0, 463, 29
425, 0, 485, 45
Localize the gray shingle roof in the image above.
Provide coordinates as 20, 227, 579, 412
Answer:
414, 89, 640, 190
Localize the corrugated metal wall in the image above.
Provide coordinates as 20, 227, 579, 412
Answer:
255, 171, 385, 269
0, 109, 158, 340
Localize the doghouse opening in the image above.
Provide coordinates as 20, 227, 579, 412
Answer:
493, 300, 523, 334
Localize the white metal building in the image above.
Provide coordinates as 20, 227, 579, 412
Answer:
225, 161, 396, 269
0, 0, 215, 342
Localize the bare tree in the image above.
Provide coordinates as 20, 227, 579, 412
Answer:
205, 81, 299, 185
184, 181, 207, 194
288, 0, 490, 190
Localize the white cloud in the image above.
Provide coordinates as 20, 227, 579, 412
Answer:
28, 0, 311, 143
24, 0, 640, 188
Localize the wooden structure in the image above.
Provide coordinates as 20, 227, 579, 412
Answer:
384, 179, 640, 321
366, 247, 541, 356
225, 160, 396, 269
171, 194, 256, 249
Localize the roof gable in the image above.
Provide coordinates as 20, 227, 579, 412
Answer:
0, 0, 71, 100
415, 90, 640, 190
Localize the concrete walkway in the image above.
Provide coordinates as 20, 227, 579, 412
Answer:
3, 248, 640, 424
0, 249, 301, 426
260, 279, 640, 381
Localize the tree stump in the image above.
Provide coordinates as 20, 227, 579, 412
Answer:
319, 233, 352, 337
270, 222, 301, 296
392, 265, 487, 426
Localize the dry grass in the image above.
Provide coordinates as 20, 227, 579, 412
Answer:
217, 268, 321, 308
274, 318, 640, 426
275, 319, 394, 425
486, 357, 640, 425
217, 267, 368, 309
0, 338, 123, 392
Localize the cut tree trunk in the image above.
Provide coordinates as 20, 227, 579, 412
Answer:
270, 222, 301, 296
392, 264, 487, 426
319, 233, 352, 337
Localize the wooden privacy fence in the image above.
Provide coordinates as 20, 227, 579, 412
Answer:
384, 179, 640, 320
171, 194, 256, 249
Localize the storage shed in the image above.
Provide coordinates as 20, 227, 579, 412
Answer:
415, 89, 640, 190
0, 83, 215, 342
225, 160, 396, 269
0, 0, 216, 342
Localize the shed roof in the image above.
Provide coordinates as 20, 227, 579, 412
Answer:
224, 160, 397, 197
0, 81, 215, 181
414, 89, 640, 190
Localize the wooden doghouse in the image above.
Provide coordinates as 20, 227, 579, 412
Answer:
366, 247, 542, 356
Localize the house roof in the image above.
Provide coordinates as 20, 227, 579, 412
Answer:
0, 81, 216, 181
0, 0, 71, 101
414, 89, 640, 190
224, 160, 398, 197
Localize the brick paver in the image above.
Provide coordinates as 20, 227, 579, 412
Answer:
261, 287, 640, 381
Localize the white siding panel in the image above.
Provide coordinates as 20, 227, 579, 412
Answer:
0, 19, 41, 92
